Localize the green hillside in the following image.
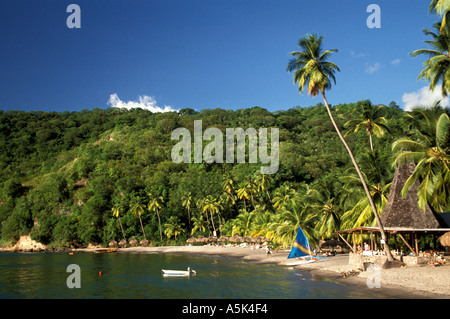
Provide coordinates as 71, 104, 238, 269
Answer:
0, 101, 448, 249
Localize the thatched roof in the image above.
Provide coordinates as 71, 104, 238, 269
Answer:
438, 232, 450, 247
381, 163, 440, 229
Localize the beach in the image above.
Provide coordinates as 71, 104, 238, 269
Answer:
3, 240, 449, 299
79, 244, 450, 299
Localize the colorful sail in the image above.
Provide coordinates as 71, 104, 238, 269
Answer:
287, 227, 313, 259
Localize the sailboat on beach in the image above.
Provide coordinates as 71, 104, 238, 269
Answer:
284, 227, 322, 266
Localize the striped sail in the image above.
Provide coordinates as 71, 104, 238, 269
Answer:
287, 227, 313, 259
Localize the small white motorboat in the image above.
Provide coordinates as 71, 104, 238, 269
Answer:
162, 267, 197, 277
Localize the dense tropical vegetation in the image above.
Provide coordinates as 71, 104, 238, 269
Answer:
0, 100, 448, 249
0, 0, 449, 251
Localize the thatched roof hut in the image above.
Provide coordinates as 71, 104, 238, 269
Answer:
186, 237, 196, 243
129, 238, 138, 246
208, 236, 218, 243
118, 239, 127, 247
336, 163, 450, 255
108, 240, 118, 247
438, 232, 450, 247
381, 163, 439, 228
140, 239, 149, 246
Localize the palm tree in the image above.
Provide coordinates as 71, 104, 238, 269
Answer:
272, 184, 297, 210
148, 193, 164, 241
196, 197, 210, 235
237, 185, 250, 211
111, 205, 126, 242
429, 0, 450, 31
287, 34, 394, 261
181, 192, 192, 227
410, 22, 450, 97
305, 184, 341, 239
130, 198, 146, 240
164, 216, 185, 240
340, 176, 391, 232
344, 101, 390, 152
231, 209, 254, 237
190, 212, 207, 236
222, 176, 239, 212
269, 196, 318, 249
254, 173, 273, 202
392, 111, 450, 212
202, 195, 223, 236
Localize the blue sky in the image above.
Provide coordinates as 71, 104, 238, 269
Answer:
0, 1, 444, 113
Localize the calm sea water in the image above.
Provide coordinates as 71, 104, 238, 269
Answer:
0, 251, 379, 299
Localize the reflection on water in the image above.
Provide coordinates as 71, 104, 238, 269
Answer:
0, 252, 379, 299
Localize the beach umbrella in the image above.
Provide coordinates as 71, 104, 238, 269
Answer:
218, 236, 228, 242
108, 240, 118, 247
439, 232, 450, 247
186, 237, 196, 243
244, 236, 253, 243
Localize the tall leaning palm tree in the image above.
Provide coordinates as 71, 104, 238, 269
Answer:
287, 34, 394, 261
410, 22, 450, 97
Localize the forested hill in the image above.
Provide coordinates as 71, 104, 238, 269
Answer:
0, 101, 443, 248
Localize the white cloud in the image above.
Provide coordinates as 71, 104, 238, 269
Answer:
350, 50, 369, 58
366, 62, 381, 74
107, 93, 177, 113
402, 86, 450, 111
391, 58, 401, 65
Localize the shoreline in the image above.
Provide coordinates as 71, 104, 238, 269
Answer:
2, 244, 449, 299
80, 245, 450, 299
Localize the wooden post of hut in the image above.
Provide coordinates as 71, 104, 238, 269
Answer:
352, 233, 356, 252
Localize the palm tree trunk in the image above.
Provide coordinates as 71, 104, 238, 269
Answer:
368, 131, 374, 153
210, 209, 217, 236
187, 207, 191, 226
118, 216, 126, 241
139, 215, 147, 240
321, 90, 394, 262
156, 208, 162, 242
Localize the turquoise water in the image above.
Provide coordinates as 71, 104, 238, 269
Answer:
0, 251, 379, 299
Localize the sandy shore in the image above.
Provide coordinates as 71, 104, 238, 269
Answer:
74, 244, 450, 299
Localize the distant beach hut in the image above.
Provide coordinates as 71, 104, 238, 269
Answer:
218, 236, 228, 243
186, 237, 196, 243
196, 236, 208, 244
140, 239, 149, 246
118, 239, 128, 247
129, 238, 138, 247
256, 236, 268, 243
108, 240, 118, 248
244, 236, 253, 243
229, 235, 243, 243
208, 236, 218, 243
439, 232, 450, 248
